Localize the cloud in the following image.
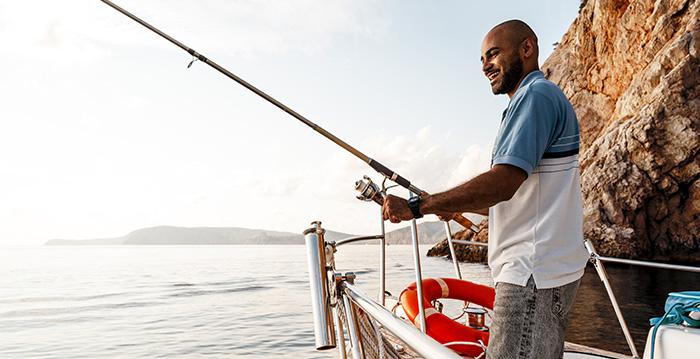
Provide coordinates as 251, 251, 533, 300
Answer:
349, 126, 492, 193
256, 126, 492, 202
185, 0, 389, 56
0, 0, 388, 63
231, 126, 491, 235
445, 144, 493, 189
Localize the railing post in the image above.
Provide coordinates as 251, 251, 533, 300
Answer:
443, 221, 462, 279
379, 206, 387, 306
334, 305, 347, 359
409, 191, 427, 333
584, 240, 640, 359
341, 273, 364, 359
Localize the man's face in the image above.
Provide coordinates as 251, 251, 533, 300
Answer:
481, 32, 524, 95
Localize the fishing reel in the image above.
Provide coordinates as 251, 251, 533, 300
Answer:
355, 175, 391, 205
356, 175, 481, 233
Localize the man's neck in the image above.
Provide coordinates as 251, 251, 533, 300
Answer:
507, 67, 540, 99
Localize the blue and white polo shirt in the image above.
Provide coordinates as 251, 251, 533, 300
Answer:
488, 70, 589, 289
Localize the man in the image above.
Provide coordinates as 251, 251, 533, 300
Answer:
382, 20, 589, 359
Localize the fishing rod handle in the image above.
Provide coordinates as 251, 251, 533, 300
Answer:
367, 159, 428, 196
451, 214, 479, 233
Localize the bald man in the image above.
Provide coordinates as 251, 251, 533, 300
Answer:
383, 20, 589, 358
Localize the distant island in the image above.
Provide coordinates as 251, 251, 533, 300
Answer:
45, 221, 465, 246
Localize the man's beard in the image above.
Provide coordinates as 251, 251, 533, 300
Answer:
492, 57, 524, 95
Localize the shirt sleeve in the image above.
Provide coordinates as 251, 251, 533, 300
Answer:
492, 89, 557, 176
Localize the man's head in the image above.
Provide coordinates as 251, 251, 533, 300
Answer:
480, 20, 539, 97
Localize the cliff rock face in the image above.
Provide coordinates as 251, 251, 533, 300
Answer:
546, 0, 700, 261
431, 0, 700, 262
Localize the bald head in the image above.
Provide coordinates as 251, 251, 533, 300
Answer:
480, 20, 540, 97
488, 20, 539, 52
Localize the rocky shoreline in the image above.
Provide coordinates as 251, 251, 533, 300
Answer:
427, 220, 489, 263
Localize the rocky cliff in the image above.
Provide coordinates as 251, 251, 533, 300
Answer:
431, 0, 700, 263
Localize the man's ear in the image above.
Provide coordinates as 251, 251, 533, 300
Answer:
520, 37, 536, 59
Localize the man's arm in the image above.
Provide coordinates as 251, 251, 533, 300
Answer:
421, 164, 526, 215
382, 164, 526, 223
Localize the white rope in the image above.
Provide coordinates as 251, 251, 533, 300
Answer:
442, 340, 487, 359
442, 341, 484, 348
373, 319, 385, 359
433, 278, 450, 297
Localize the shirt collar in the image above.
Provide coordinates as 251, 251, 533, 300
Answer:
504, 70, 544, 116
513, 70, 544, 96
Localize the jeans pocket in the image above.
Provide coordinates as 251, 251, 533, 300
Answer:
551, 287, 565, 319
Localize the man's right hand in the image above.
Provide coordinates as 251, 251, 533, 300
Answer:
381, 194, 414, 223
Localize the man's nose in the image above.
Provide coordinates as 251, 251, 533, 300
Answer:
482, 61, 492, 75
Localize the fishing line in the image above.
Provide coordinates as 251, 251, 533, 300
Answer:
99, 0, 478, 231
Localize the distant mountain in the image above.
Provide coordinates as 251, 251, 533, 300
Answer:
45, 221, 467, 246
45, 225, 353, 246
384, 220, 466, 244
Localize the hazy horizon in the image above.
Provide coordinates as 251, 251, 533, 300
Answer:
1, 1, 579, 245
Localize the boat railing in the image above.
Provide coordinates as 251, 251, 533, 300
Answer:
591, 252, 700, 273
582, 240, 700, 358
305, 178, 700, 359
335, 235, 385, 247
343, 280, 463, 359
305, 220, 463, 358
451, 239, 488, 247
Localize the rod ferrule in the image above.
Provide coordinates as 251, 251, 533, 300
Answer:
186, 48, 208, 62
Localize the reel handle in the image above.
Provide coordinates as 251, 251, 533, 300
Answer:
355, 176, 480, 232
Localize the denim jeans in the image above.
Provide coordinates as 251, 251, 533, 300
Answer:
487, 276, 580, 359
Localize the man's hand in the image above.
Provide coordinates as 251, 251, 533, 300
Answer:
381, 194, 414, 223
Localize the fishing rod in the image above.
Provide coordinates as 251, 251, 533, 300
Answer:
99, 0, 479, 232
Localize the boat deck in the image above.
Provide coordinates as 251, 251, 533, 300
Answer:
563, 342, 632, 359
379, 327, 631, 359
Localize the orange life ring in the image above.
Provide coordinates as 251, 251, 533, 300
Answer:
399, 278, 495, 357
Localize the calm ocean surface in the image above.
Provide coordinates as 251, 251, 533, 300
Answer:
0, 245, 697, 358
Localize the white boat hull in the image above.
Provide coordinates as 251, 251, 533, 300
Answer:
642, 324, 700, 359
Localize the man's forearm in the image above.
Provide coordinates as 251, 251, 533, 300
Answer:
420, 165, 526, 215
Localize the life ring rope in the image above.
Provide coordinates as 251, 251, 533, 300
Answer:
433, 277, 450, 297
412, 307, 440, 326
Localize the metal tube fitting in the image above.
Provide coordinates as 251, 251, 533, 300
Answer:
304, 222, 337, 350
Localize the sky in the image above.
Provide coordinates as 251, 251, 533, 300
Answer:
0, 1, 580, 245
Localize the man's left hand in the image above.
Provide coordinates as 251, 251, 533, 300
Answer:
382, 194, 414, 223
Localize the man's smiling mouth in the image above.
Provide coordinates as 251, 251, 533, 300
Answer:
487, 70, 500, 84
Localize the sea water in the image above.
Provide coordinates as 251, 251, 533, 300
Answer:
0, 245, 696, 358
